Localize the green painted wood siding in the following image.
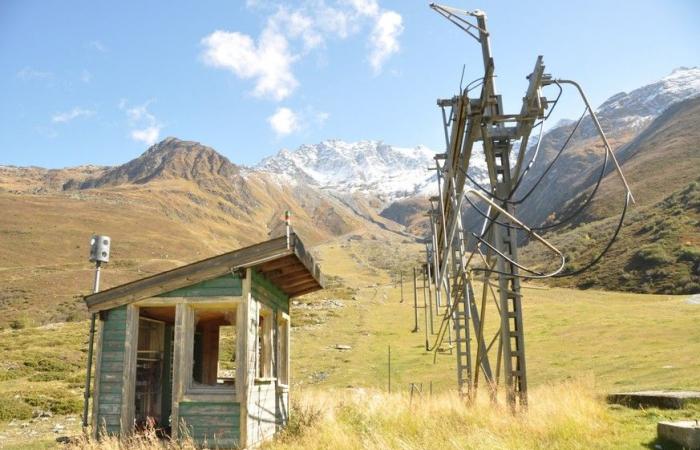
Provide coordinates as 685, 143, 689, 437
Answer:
157, 274, 242, 297
178, 401, 240, 448
252, 270, 289, 314
97, 306, 127, 435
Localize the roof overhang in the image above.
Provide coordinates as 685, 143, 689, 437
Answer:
84, 233, 323, 313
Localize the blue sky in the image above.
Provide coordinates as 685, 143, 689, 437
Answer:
1, 0, 698, 168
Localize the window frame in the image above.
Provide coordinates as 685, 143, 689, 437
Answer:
276, 312, 290, 388
184, 304, 238, 396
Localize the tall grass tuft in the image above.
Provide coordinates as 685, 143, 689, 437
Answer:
267, 378, 612, 450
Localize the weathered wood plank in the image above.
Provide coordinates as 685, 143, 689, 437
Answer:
86, 236, 292, 312
100, 351, 125, 362
179, 402, 240, 416
120, 304, 138, 435
157, 275, 242, 298
180, 415, 240, 428
98, 403, 121, 415
98, 393, 122, 404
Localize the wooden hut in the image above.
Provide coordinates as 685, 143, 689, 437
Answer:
83, 234, 323, 448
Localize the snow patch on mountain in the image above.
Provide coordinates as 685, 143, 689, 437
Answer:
256, 140, 437, 200
255, 139, 493, 201
591, 66, 700, 135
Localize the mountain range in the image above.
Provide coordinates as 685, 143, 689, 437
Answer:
0, 67, 698, 327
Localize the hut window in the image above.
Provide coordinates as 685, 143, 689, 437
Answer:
277, 314, 290, 386
256, 308, 273, 379
190, 309, 237, 388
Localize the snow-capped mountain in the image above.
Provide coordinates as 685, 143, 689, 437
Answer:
255, 68, 699, 204
586, 66, 700, 136
255, 140, 492, 201
256, 140, 436, 200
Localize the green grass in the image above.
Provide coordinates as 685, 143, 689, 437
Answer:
522, 179, 700, 294
0, 234, 698, 448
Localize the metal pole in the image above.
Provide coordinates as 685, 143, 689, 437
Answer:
423, 267, 429, 350
427, 259, 434, 334
400, 271, 404, 303
388, 345, 391, 393
82, 261, 101, 429
412, 268, 418, 332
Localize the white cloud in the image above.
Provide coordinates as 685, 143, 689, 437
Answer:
88, 40, 107, 52
201, 1, 404, 101
131, 126, 161, 146
52, 107, 95, 123
270, 8, 323, 51
201, 29, 298, 101
315, 110, 330, 126
120, 100, 162, 146
268, 107, 300, 136
80, 69, 92, 83
16, 67, 53, 81
347, 0, 379, 17
369, 11, 403, 73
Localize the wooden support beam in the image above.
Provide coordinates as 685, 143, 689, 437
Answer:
290, 286, 319, 297
120, 304, 139, 435
269, 272, 312, 286
264, 266, 308, 281
90, 318, 104, 439
278, 278, 319, 291
258, 256, 299, 272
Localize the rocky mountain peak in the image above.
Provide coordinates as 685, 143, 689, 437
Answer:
65, 138, 240, 190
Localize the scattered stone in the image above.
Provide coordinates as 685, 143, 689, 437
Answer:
310, 371, 329, 382
608, 390, 700, 409
38, 410, 53, 418
322, 299, 345, 309
687, 294, 700, 305
53, 424, 65, 433
657, 420, 700, 449
56, 436, 72, 444
334, 344, 351, 351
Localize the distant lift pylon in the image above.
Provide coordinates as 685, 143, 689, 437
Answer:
424, 3, 633, 411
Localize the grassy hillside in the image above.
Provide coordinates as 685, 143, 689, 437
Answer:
521, 179, 700, 294
0, 234, 698, 448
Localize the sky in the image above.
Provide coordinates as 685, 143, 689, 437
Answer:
0, 0, 698, 169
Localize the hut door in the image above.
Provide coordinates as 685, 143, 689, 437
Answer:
135, 318, 165, 429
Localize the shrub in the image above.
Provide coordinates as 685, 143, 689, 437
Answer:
9, 319, 26, 330
0, 397, 33, 421
24, 356, 73, 372
631, 244, 674, 267
678, 246, 700, 263
21, 391, 82, 415
29, 371, 66, 382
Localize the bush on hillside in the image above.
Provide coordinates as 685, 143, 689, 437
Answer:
630, 244, 674, 268
0, 397, 33, 421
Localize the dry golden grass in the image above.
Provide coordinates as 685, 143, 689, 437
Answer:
65, 379, 615, 450
267, 379, 613, 450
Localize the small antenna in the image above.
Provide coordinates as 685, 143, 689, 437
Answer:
285, 211, 292, 248
88, 235, 110, 293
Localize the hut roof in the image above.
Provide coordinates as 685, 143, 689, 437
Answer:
84, 233, 323, 313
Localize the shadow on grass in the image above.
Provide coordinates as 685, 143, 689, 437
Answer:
643, 436, 683, 450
